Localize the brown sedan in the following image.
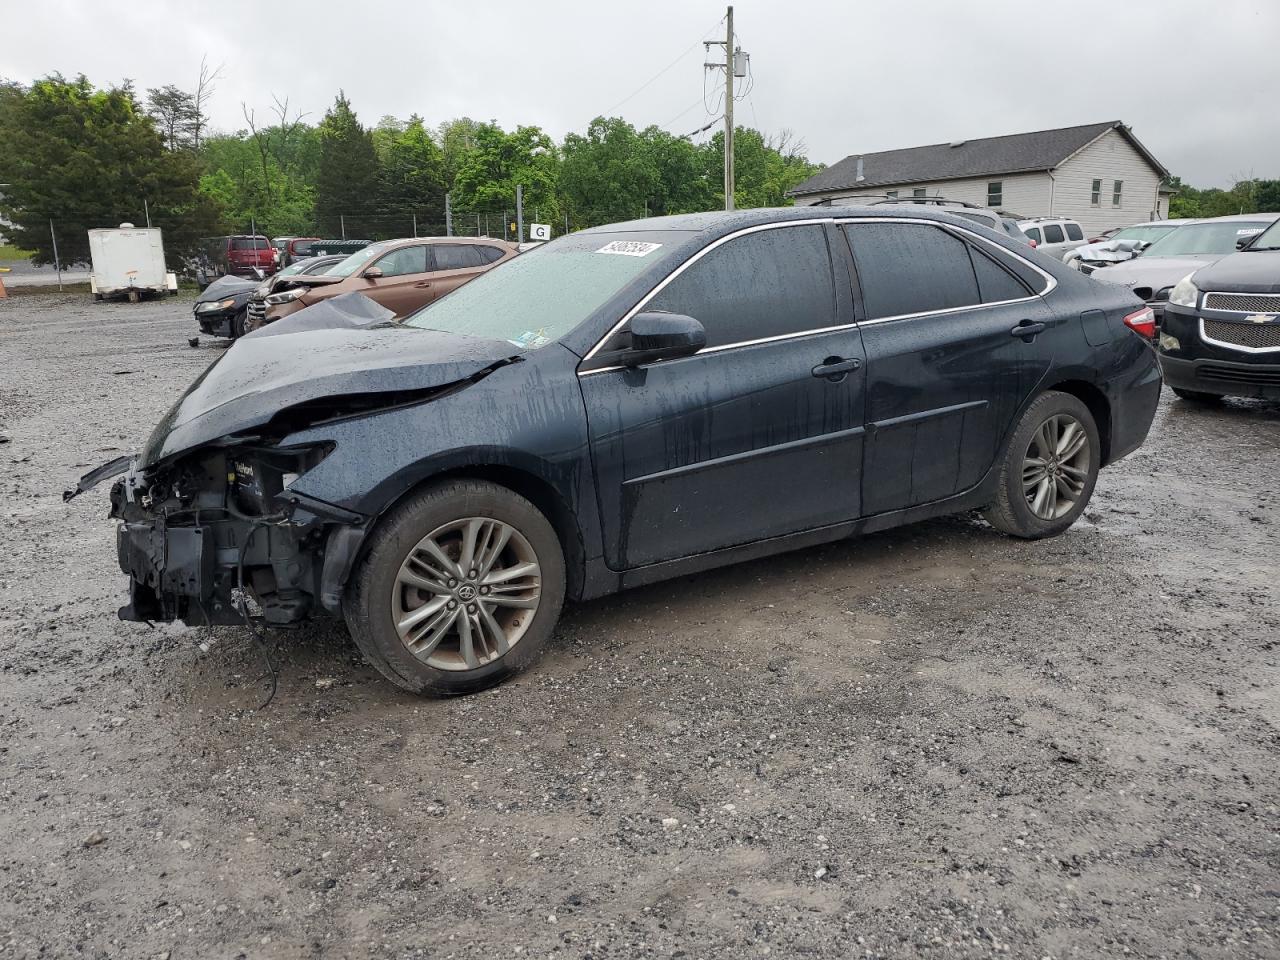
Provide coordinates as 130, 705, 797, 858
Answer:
254, 236, 517, 329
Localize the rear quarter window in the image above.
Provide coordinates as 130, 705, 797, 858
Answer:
1065, 223, 1084, 241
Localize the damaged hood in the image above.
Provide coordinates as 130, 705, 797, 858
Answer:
140, 321, 523, 466
196, 274, 259, 304
1090, 255, 1218, 294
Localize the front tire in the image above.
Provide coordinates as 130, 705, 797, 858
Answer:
1171, 387, 1223, 404
230, 308, 247, 339
345, 480, 566, 696
983, 391, 1100, 539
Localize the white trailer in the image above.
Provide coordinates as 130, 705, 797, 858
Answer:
88, 224, 178, 302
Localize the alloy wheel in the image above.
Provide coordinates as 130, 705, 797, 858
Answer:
392, 517, 542, 671
1021, 413, 1091, 521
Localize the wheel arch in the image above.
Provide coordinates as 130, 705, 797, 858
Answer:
357, 461, 588, 603
1043, 378, 1112, 464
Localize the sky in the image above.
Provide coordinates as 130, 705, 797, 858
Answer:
2, 0, 1277, 188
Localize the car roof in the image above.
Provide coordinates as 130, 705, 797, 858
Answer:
373, 236, 515, 250
582, 205, 1023, 243
1189, 212, 1280, 224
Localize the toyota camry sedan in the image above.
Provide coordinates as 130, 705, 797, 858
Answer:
70, 208, 1161, 695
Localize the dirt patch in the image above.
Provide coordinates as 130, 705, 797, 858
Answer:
1, 294, 1277, 959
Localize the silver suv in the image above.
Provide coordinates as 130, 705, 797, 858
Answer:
1017, 217, 1087, 259
865, 197, 1034, 246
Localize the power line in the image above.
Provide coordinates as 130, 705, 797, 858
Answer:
598, 14, 726, 118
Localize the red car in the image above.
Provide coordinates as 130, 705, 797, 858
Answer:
205, 235, 278, 277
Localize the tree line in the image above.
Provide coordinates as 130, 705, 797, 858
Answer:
0, 73, 821, 266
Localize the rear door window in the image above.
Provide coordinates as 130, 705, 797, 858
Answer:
433, 244, 488, 270
844, 222, 980, 319
373, 245, 429, 277
1043, 223, 1066, 244
1065, 222, 1084, 241
1024, 227, 1042, 244
639, 224, 836, 348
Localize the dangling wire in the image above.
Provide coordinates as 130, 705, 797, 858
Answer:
235, 515, 288, 708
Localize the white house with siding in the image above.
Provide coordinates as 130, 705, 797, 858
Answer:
788, 121, 1170, 237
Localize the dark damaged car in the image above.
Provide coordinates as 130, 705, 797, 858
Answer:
71, 208, 1162, 695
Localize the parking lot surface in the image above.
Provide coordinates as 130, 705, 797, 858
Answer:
1, 294, 1278, 959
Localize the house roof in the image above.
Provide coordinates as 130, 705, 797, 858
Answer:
789, 121, 1169, 197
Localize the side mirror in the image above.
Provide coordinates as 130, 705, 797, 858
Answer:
620, 312, 706, 367
364, 266, 383, 280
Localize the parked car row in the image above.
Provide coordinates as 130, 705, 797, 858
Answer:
76, 205, 1164, 697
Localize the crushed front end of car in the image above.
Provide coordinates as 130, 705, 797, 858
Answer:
68, 293, 524, 631
107, 441, 344, 626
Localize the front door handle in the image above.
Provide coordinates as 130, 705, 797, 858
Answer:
414, 281, 434, 289
812, 356, 862, 380
1011, 320, 1046, 341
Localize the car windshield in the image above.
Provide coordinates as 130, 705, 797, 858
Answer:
402, 232, 684, 348
1112, 224, 1177, 244
326, 243, 389, 277
1249, 218, 1280, 250
1140, 220, 1271, 257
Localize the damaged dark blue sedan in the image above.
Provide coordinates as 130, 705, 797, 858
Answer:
73, 208, 1161, 695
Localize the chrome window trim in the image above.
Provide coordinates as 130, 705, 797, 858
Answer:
577, 216, 1057, 377
1202, 291, 1280, 314
1199, 317, 1280, 354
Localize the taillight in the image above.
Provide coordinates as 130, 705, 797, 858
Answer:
1123, 306, 1156, 338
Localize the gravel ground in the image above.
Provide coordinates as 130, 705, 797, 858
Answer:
1, 294, 1278, 960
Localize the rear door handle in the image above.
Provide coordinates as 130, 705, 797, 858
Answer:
812, 356, 862, 380
1011, 320, 1046, 340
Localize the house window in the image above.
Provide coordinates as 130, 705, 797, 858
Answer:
987, 181, 1002, 207
913, 188, 926, 198
1091, 179, 1102, 206
1113, 180, 1123, 206
886, 190, 898, 199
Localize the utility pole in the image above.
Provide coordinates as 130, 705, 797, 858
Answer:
144, 199, 151, 228
706, 7, 744, 212
412, 213, 418, 238
516, 185, 525, 244
49, 219, 62, 291
445, 193, 453, 236
340, 215, 346, 240
724, 5, 734, 212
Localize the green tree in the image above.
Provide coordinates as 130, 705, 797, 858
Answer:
1256, 180, 1280, 213
452, 123, 561, 235
375, 115, 446, 232
146, 84, 197, 151
561, 117, 659, 224
438, 117, 483, 193
314, 91, 379, 238
0, 74, 221, 265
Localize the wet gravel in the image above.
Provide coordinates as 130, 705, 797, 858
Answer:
1, 294, 1278, 960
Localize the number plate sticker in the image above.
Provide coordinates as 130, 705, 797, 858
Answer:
596, 240, 662, 257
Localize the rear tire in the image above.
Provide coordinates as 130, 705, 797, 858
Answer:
983, 391, 1100, 540
1172, 387, 1223, 404
345, 480, 566, 696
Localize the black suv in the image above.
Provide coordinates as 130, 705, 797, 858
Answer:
1159, 217, 1280, 402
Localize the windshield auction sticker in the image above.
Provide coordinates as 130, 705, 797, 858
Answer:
596, 240, 663, 256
